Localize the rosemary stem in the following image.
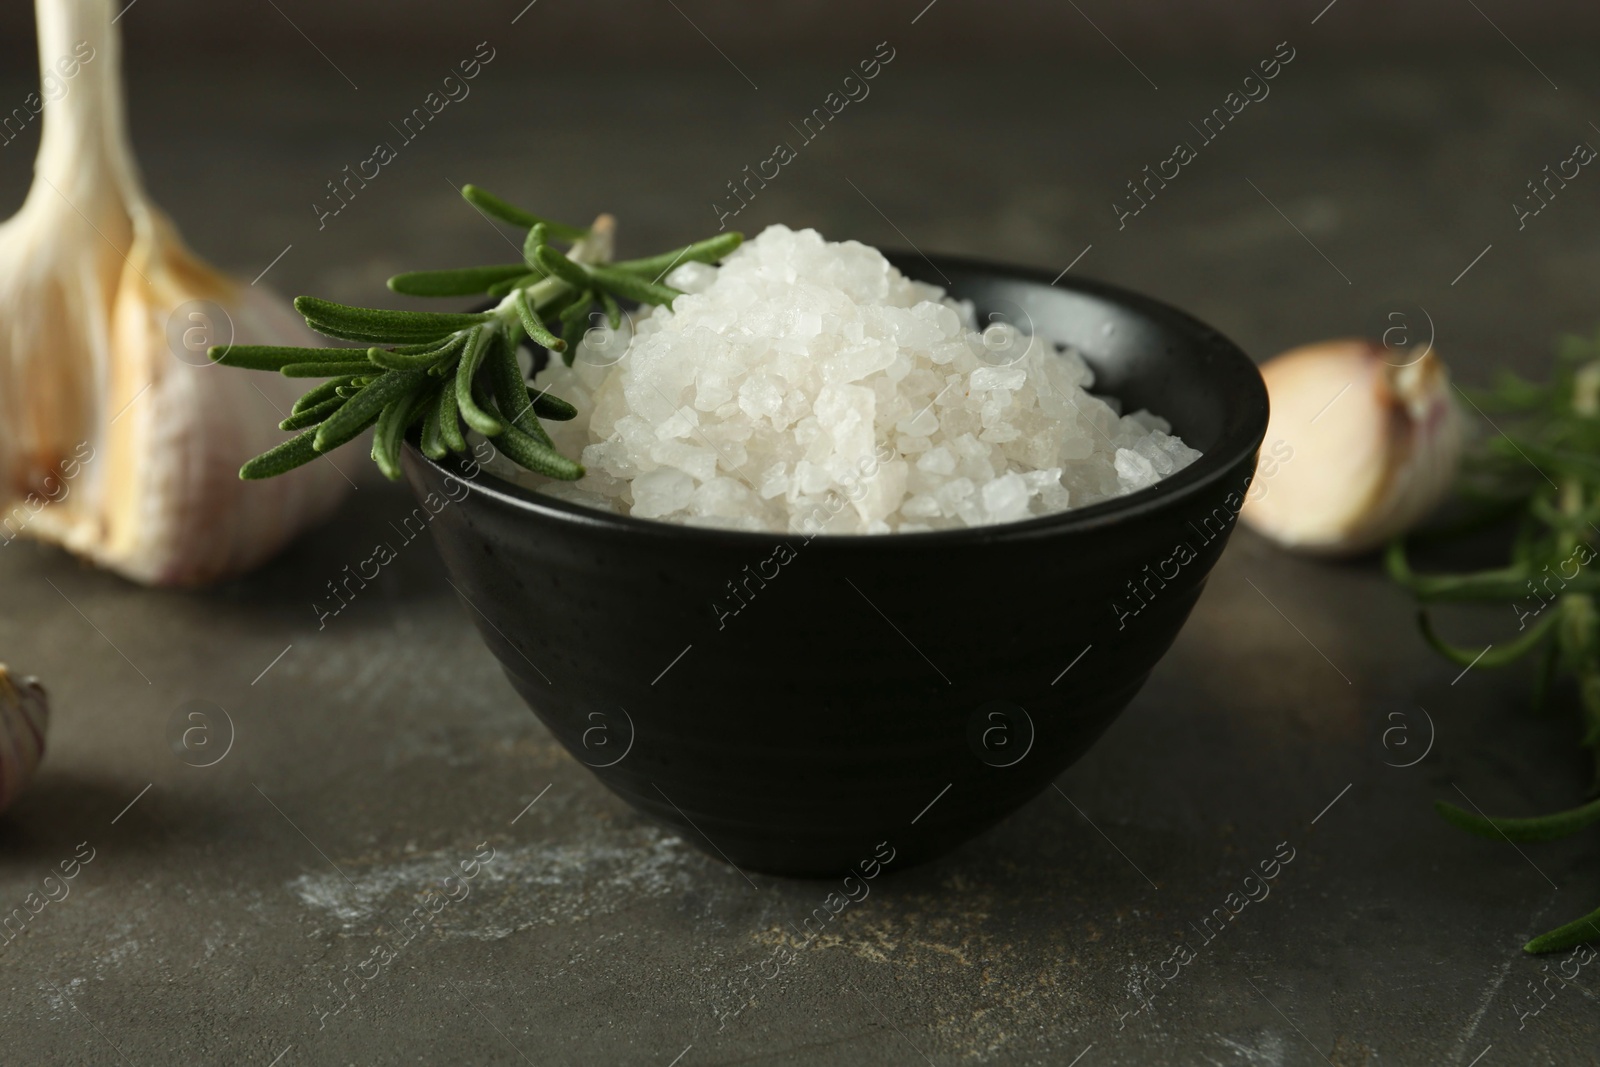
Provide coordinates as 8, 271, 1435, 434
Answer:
228, 192, 740, 486
480, 221, 615, 351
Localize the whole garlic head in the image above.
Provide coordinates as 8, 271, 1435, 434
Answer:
0, 666, 48, 815
0, 0, 348, 586
1240, 338, 1464, 554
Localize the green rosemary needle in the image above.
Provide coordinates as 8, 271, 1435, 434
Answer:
1389, 333, 1600, 953
212, 184, 742, 483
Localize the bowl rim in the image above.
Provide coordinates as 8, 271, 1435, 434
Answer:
406, 252, 1269, 547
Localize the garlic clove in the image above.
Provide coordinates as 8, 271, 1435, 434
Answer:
0, 0, 349, 586
1240, 338, 1464, 554
29, 211, 348, 585
0, 666, 49, 815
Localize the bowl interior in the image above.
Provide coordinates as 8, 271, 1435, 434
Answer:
460, 252, 1266, 542
888, 252, 1258, 461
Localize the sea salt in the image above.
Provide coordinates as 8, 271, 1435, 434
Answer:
507, 225, 1203, 533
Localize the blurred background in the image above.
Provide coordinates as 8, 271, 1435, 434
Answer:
2, 0, 1597, 375
2, 0, 1598, 59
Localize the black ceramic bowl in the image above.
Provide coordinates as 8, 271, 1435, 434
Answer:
402, 254, 1267, 877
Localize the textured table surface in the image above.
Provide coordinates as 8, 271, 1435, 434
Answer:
2, 24, 1599, 1067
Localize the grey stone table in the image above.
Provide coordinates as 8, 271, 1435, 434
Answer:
2, 30, 1599, 1066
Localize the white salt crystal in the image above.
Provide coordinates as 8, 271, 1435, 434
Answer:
851, 460, 907, 524
648, 440, 719, 482
631, 468, 695, 517
758, 462, 790, 500
1024, 468, 1063, 492
795, 459, 833, 496
1114, 447, 1160, 492
970, 365, 1027, 393
896, 405, 939, 436
666, 262, 719, 293
951, 433, 988, 460
980, 423, 1021, 443
827, 340, 896, 383
1039, 484, 1071, 511
691, 477, 755, 518
982, 472, 1030, 522
1132, 434, 1177, 477
936, 477, 976, 517
917, 446, 957, 475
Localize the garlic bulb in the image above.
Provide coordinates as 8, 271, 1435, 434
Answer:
1240, 338, 1463, 554
0, 666, 48, 815
0, 0, 348, 586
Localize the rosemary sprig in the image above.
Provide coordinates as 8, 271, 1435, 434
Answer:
214, 185, 741, 481
1388, 330, 1600, 954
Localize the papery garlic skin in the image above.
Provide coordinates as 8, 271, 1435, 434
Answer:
0, 666, 49, 815
1240, 338, 1463, 555
0, 0, 348, 586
